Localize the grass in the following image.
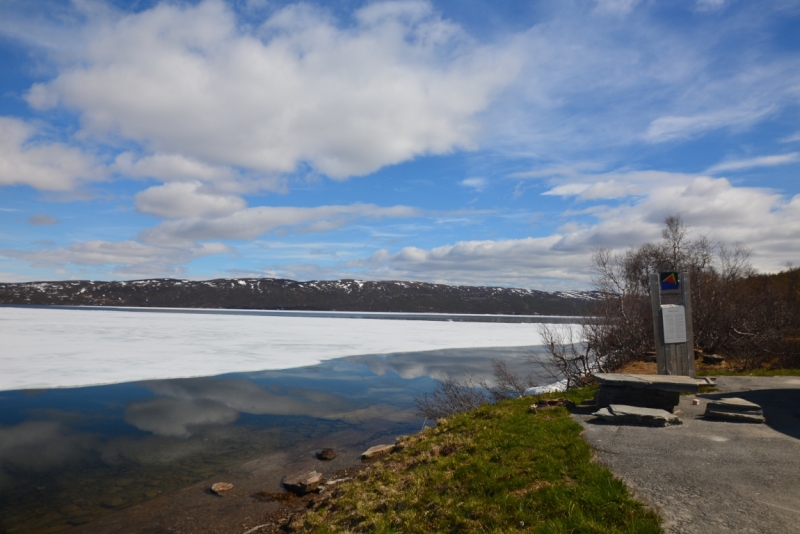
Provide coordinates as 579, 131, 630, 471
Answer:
302, 386, 661, 534
697, 368, 800, 377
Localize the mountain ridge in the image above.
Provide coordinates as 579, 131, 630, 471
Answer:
0, 278, 597, 316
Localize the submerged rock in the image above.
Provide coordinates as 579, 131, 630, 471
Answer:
316, 448, 337, 461
282, 471, 323, 495
211, 482, 234, 494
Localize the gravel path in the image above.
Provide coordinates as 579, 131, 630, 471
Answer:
573, 376, 800, 534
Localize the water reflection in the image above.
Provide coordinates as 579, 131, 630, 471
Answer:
0, 345, 544, 532
346, 345, 548, 383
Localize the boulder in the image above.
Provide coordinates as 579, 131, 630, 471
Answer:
210, 482, 234, 494
282, 471, 323, 495
361, 444, 395, 460
316, 448, 337, 461
593, 404, 682, 427
704, 397, 765, 423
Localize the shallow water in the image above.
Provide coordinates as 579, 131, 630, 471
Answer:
0, 346, 549, 533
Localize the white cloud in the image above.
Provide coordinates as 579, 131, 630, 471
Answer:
135, 182, 247, 219
460, 177, 487, 191
1, 240, 229, 275
541, 169, 699, 200
705, 152, 800, 174
645, 105, 777, 143
695, 0, 728, 12
139, 203, 421, 244
25, 0, 519, 180
345, 177, 800, 287
113, 152, 238, 183
781, 132, 800, 143
0, 117, 102, 191
483, 4, 800, 159
27, 213, 60, 226
594, 0, 641, 16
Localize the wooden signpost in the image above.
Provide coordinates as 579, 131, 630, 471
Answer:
649, 272, 696, 377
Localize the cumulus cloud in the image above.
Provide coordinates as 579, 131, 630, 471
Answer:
28, 213, 60, 226
135, 182, 247, 219
139, 203, 420, 244
25, 0, 519, 180
344, 177, 800, 287
0, 117, 102, 191
1, 240, 229, 277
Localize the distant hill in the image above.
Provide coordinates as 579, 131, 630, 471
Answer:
0, 278, 597, 316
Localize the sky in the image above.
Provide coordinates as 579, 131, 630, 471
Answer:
0, 0, 799, 290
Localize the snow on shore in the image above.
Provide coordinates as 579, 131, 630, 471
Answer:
1, 307, 572, 391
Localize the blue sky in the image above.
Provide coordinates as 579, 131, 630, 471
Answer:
1, 0, 799, 289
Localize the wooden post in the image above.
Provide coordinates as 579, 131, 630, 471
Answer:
649, 274, 667, 375
679, 272, 696, 377
649, 272, 696, 377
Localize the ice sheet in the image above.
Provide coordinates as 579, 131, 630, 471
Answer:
0, 307, 568, 391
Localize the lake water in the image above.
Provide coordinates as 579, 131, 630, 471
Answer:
0, 307, 574, 532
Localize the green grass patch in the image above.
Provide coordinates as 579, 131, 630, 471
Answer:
304, 387, 661, 533
698, 368, 800, 377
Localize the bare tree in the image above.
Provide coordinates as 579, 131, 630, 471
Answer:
539, 215, 799, 380
538, 323, 605, 389
481, 359, 538, 401
414, 359, 539, 419
414, 374, 489, 420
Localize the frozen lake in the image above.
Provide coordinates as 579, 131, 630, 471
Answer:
0, 306, 575, 391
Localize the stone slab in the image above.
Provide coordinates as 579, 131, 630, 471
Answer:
592, 373, 699, 392
595, 385, 681, 412
704, 410, 766, 423
704, 397, 765, 423
593, 404, 682, 427
706, 397, 762, 412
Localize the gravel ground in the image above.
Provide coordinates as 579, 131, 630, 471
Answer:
573, 376, 800, 534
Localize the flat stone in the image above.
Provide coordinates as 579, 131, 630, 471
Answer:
282, 470, 323, 495
706, 397, 762, 412
703, 354, 725, 365
593, 404, 682, 427
704, 397, 765, 423
593, 373, 699, 392
705, 410, 766, 423
210, 482, 234, 494
361, 443, 395, 460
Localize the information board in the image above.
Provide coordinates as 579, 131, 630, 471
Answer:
661, 304, 687, 344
